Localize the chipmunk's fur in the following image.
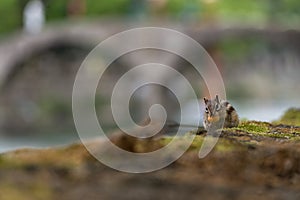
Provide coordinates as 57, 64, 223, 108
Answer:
203, 95, 239, 130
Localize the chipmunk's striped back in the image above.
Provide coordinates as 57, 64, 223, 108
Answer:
222, 101, 239, 128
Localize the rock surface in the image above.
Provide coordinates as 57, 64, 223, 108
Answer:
1, 119, 300, 200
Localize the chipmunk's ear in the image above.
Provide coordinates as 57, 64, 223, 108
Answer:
203, 97, 208, 104
215, 95, 220, 104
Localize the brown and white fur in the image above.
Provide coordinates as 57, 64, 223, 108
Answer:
203, 95, 239, 130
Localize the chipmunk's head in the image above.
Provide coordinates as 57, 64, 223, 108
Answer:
203, 95, 223, 123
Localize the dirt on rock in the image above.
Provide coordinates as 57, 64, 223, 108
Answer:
1, 120, 300, 200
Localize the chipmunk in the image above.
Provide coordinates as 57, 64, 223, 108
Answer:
203, 95, 239, 130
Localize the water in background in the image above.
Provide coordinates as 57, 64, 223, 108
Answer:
0, 25, 300, 153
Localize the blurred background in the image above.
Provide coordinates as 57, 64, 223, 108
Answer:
0, 0, 299, 152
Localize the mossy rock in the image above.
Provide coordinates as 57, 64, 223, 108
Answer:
1, 108, 300, 199
274, 108, 300, 126
1, 124, 300, 199
221, 119, 300, 142
235, 120, 271, 134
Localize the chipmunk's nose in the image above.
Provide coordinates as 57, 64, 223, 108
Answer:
207, 116, 219, 123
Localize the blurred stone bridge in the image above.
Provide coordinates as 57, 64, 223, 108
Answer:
1, 21, 300, 88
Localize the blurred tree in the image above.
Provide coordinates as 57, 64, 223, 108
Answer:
85, 0, 130, 17
201, 0, 218, 24
267, 0, 281, 25
44, 0, 68, 21
148, 0, 168, 18
67, 0, 86, 17
179, 0, 201, 22
0, 0, 22, 34
127, 0, 147, 19
1, 0, 300, 36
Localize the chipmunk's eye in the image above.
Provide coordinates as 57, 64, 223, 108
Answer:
205, 107, 209, 113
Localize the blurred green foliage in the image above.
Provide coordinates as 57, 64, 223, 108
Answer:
0, 0, 134, 35
218, 37, 267, 62
45, 0, 68, 20
1, 0, 300, 35
85, 0, 130, 16
216, 0, 269, 22
0, 0, 21, 34
274, 108, 300, 126
46, 0, 131, 20
165, 0, 186, 14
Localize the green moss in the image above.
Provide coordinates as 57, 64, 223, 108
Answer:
223, 119, 300, 141
239, 121, 270, 133
159, 135, 204, 151
0, 182, 53, 200
189, 136, 242, 152
159, 135, 241, 152
215, 139, 240, 152
159, 136, 172, 146
274, 108, 300, 126
251, 130, 300, 141
189, 135, 204, 150
0, 144, 87, 171
226, 121, 270, 134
